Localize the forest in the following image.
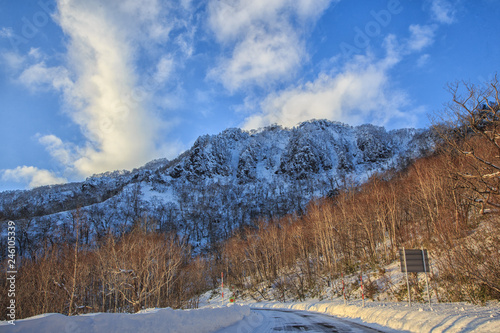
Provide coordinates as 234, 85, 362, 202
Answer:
1, 77, 499, 320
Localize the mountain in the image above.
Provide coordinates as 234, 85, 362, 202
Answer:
0, 120, 435, 252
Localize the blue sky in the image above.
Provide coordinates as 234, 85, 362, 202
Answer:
0, 0, 499, 191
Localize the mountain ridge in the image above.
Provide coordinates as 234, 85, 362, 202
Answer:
0, 119, 435, 251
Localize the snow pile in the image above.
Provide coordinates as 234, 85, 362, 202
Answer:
251, 299, 500, 332
0, 305, 250, 333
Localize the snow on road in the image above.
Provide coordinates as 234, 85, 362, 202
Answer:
2, 297, 499, 332
249, 299, 500, 333
198, 287, 499, 332
214, 308, 400, 333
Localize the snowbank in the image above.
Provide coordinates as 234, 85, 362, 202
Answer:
0, 305, 250, 333
251, 299, 500, 332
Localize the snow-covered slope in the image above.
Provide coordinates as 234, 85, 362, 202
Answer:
0, 305, 250, 333
0, 120, 434, 250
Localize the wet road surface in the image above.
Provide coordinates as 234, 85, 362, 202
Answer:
215, 308, 401, 333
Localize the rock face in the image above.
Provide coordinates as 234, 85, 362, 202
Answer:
0, 120, 434, 250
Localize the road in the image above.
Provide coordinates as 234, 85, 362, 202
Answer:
214, 308, 399, 333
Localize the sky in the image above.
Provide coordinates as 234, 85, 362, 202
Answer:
0, 0, 498, 191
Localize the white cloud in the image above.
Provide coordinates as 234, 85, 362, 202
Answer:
181, 0, 193, 10
2, 48, 46, 75
407, 24, 436, 52
243, 37, 419, 130
1, 52, 26, 71
209, 0, 332, 42
209, 26, 304, 91
18, 61, 73, 92
207, 0, 334, 91
153, 56, 175, 86
1, 166, 67, 188
116, 0, 174, 41
10, 0, 187, 180
28, 47, 43, 60
417, 54, 431, 67
0, 27, 14, 38
429, 0, 456, 24
37, 134, 76, 166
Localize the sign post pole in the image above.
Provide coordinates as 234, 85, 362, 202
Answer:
282, 275, 286, 303
422, 247, 431, 308
360, 272, 365, 307
342, 272, 346, 305
403, 247, 411, 307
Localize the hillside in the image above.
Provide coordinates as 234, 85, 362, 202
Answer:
0, 120, 434, 252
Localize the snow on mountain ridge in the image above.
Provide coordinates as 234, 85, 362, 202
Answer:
0, 120, 435, 250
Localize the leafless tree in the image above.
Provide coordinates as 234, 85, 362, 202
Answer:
436, 75, 500, 214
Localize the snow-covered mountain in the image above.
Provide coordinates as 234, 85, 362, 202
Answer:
0, 120, 434, 251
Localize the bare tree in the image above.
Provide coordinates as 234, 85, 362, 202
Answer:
436, 75, 500, 214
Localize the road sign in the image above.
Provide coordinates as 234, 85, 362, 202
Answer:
399, 248, 432, 308
399, 249, 430, 273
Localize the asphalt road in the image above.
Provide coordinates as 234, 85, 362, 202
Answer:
214, 308, 399, 333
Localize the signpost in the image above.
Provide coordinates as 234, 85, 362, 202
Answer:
399, 249, 430, 273
341, 272, 346, 305
360, 273, 365, 307
399, 248, 431, 307
221, 272, 224, 305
